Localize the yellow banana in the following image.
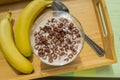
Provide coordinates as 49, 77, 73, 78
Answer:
0, 13, 33, 74
15, 0, 53, 57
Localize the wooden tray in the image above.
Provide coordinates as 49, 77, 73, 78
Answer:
0, 0, 117, 79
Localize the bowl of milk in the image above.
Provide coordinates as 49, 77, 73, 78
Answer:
30, 11, 84, 66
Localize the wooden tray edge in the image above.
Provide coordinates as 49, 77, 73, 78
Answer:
93, 0, 117, 62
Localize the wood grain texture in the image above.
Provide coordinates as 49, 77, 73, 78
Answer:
0, 0, 29, 5
0, 0, 117, 79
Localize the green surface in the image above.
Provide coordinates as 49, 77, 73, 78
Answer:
58, 0, 120, 77
74, 68, 96, 77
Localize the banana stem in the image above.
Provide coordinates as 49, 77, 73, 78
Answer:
5, 12, 11, 19
45, 0, 53, 7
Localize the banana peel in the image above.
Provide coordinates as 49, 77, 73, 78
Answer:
15, 0, 53, 57
0, 13, 33, 74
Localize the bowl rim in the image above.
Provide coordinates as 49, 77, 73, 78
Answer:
30, 10, 85, 66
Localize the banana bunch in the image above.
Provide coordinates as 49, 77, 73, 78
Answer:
15, 0, 53, 57
0, 13, 33, 74
0, 0, 52, 74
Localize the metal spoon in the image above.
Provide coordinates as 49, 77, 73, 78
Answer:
52, 1, 104, 56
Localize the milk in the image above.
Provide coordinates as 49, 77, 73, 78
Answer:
30, 17, 84, 66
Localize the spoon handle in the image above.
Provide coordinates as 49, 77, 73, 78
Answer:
84, 34, 104, 56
